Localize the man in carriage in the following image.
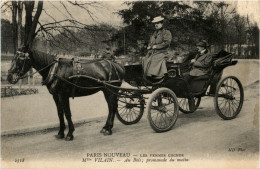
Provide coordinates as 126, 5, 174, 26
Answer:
142, 16, 172, 80
183, 40, 214, 111
183, 40, 213, 86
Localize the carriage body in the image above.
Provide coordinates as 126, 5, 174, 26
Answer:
123, 51, 238, 98
117, 50, 244, 132
123, 61, 220, 98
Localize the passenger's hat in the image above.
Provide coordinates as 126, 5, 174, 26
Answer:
152, 16, 164, 23
196, 40, 210, 47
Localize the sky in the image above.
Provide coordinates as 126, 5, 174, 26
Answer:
233, 1, 259, 26
1, 1, 127, 27
1, 1, 259, 27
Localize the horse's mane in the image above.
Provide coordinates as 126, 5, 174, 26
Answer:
31, 50, 56, 66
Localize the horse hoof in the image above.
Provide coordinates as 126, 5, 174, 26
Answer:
103, 130, 112, 136
65, 135, 74, 141
100, 128, 106, 133
55, 134, 65, 139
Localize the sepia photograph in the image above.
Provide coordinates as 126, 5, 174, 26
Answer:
1, 0, 259, 168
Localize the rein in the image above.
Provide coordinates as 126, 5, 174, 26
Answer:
18, 61, 57, 80
56, 75, 104, 89
56, 74, 122, 90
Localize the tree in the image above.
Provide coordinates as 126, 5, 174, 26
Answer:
118, 1, 198, 51
233, 14, 247, 56
11, 1, 18, 53
246, 16, 259, 58
1, 19, 13, 54
117, 1, 258, 56
2, 1, 43, 52
1, 1, 106, 53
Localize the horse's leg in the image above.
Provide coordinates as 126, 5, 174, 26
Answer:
100, 90, 118, 135
58, 94, 75, 141
53, 94, 65, 139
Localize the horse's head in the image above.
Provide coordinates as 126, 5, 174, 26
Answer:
7, 47, 32, 84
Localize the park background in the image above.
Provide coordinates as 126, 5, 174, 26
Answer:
1, 1, 259, 91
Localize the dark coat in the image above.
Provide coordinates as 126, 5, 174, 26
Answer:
143, 29, 172, 77
190, 50, 213, 76
148, 29, 172, 52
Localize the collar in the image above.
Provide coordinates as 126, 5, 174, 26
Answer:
200, 49, 207, 54
155, 28, 163, 33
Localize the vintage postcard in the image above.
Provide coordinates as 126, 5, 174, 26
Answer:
1, 0, 259, 168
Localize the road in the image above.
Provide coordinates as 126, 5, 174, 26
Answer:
1, 81, 259, 169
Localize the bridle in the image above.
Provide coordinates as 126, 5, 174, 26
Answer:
10, 51, 57, 80
14, 51, 31, 77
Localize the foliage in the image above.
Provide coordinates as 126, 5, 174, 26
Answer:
1, 1, 259, 58
42, 24, 118, 55
1, 19, 14, 53
117, 1, 259, 58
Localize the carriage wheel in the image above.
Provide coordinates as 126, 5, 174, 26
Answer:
214, 76, 244, 120
116, 96, 145, 125
147, 88, 179, 132
178, 97, 201, 114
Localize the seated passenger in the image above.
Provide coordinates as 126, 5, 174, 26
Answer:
184, 40, 213, 83
142, 16, 172, 80
183, 40, 213, 111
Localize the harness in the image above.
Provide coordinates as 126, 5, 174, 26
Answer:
15, 52, 122, 96
48, 57, 122, 98
71, 57, 121, 82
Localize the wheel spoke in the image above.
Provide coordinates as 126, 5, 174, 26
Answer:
216, 77, 243, 119
119, 108, 127, 117
147, 89, 180, 132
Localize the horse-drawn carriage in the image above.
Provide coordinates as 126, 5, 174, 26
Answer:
116, 50, 244, 132
7, 48, 244, 140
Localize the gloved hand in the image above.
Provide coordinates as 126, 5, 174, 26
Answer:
147, 50, 152, 57
190, 59, 196, 63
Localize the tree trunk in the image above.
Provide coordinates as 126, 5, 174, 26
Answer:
220, 5, 225, 49
24, 1, 34, 46
18, 1, 23, 91
11, 1, 18, 54
26, 1, 43, 48
17, 1, 23, 48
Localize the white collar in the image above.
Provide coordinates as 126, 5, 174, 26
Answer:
200, 49, 206, 54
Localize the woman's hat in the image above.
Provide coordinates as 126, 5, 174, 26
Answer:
196, 40, 210, 47
152, 16, 164, 23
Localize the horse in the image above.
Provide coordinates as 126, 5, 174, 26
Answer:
7, 47, 125, 141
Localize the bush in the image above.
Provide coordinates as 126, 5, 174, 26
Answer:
1, 87, 39, 98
